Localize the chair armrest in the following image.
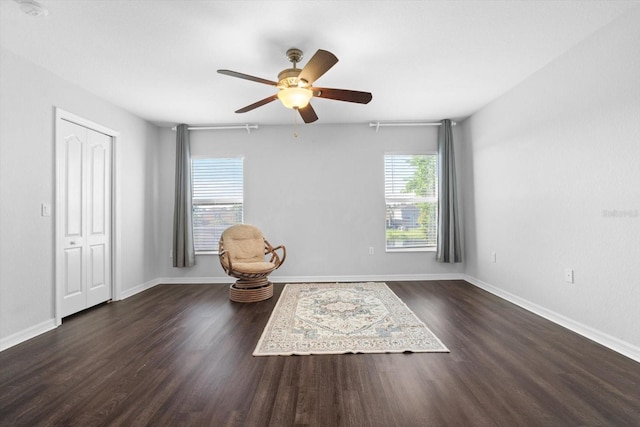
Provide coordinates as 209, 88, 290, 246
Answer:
271, 244, 286, 267
264, 239, 286, 268
218, 249, 233, 273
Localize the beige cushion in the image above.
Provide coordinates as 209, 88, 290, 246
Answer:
222, 224, 265, 264
232, 261, 277, 274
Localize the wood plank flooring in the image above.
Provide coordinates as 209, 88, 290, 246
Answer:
1, 280, 639, 426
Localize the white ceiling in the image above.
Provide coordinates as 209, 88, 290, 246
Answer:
1, 0, 637, 127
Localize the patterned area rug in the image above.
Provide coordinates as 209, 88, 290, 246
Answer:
253, 282, 449, 356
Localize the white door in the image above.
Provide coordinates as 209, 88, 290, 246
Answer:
57, 118, 112, 318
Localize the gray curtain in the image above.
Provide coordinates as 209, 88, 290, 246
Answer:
172, 124, 195, 267
437, 119, 462, 263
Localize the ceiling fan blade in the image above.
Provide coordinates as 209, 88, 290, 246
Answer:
312, 87, 373, 104
235, 94, 278, 113
298, 50, 338, 85
298, 104, 318, 123
217, 69, 278, 86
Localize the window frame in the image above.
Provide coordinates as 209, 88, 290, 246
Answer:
384, 153, 438, 253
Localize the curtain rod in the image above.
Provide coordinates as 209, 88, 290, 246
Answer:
171, 124, 259, 134
171, 122, 455, 133
369, 121, 456, 132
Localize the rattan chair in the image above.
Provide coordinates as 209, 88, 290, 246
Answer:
218, 224, 286, 302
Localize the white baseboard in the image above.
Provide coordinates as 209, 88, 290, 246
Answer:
118, 277, 163, 300
9, 273, 636, 364
463, 275, 640, 364
0, 318, 57, 352
156, 273, 467, 285
1, 278, 163, 352
156, 276, 229, 285
273, 273, 467, 283
3, 274, 464, 351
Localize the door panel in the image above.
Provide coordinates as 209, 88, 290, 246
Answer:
65, 134, 84, 238
86, 129, 111, 307
90, 144, 106, 235
63, 247, 85, 316
60, 124, 87, 316
89, 244, 105, 289
64, 247, 83, 295
87, 244, 109, 306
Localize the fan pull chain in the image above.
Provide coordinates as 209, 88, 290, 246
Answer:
293, 108, 299, 138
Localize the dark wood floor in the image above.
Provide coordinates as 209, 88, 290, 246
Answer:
1, 281, 638, 426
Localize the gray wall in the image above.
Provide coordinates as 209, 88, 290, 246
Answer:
0, 48, 161, 343
460, 8, 640, 349
156, 123, 466, 281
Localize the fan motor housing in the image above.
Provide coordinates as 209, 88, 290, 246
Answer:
277, 68, 306, 89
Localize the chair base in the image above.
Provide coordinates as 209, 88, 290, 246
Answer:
229, 279, 273, 303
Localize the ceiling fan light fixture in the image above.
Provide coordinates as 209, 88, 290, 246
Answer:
219, 48, 370, 123
277, 87, 313, 109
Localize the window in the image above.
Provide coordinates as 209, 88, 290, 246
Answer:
192, 157, 243, 253
384, 154, 437, 251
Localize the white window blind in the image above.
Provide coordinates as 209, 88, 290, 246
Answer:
192, 157, 243, 252
384, 154, 437, 250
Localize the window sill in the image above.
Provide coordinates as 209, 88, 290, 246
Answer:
386, 247, 436, 253
195, 251, 218, 256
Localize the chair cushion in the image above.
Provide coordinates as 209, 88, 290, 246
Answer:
222, 224, 265, 264
232, 261, 277, 274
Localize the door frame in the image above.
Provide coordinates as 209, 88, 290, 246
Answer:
54, 108, 121, 326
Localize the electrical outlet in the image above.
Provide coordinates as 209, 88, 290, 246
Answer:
564, 268, 574, 283
368, 246, 375, 255
491, 252, 497, 263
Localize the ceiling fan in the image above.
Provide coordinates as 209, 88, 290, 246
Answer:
218, 48, 372, 123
